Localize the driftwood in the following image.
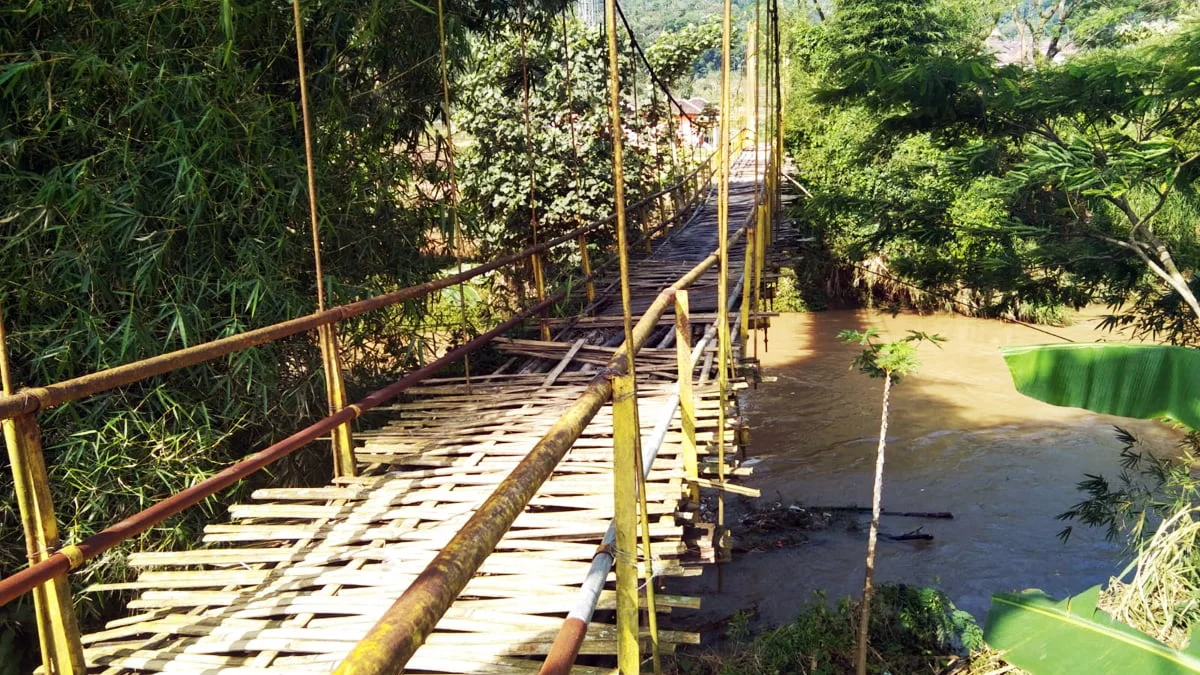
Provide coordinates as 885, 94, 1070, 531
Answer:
809, 506, 953, 520
882, 527, 934, 542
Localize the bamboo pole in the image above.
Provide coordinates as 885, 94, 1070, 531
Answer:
611, 373, 641, 675
772, 0, 783, 243
292, 0, 356, 477
318, 325, 356, 477
605, 0, 648, 668
716, 0, 734, 568
676, 291, 699, 502
740, 226, 755, 344
0, 302, 85, 674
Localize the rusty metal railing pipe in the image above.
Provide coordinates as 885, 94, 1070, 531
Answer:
0, 291, 564, 608
540, 184, 759, 675
332, 226, 746, 675
0, 160, 717, 424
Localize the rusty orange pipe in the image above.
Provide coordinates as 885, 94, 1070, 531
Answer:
332, 222, 747, 675
0, 161, 718, 424
0, 291, 564, 608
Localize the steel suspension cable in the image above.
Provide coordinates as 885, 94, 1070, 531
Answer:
436, 0, 472, 391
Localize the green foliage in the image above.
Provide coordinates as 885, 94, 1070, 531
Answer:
0, 0, 566, 612
770, 268, 807, 312
785, 1, 1200, 341
838, 328, 945, 380
646, 22, 722, 89
1001, 343, 1200, 430
455, 20, 687, 292
674, 586, 985, 675
984, 586, 1200, 673
1004, 345, 1200, 650
1058, 426, 1199, 545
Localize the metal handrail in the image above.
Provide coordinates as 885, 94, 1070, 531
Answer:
0, 153, 720, 608
0, 156, 716, 423
332, 183, 757, 675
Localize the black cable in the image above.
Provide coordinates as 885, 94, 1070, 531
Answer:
610, 0, 699, 124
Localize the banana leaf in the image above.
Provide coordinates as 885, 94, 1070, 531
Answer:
1001, 343, 1200, 430
985, 586, 1200, 674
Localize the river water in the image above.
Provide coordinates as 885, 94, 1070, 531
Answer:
725, 309, 1183, 626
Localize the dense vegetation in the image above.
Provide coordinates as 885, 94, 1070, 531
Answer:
0, 0, 699, 654
784, 0, 1200, 344
673, 585, 990, 675
779, 1, 1200, 670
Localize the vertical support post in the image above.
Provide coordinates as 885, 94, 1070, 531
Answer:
740, 227, 755, 344
0, 307, 85, 674
716, 0, 733, 555
319, 323, 356, 478
772, 0, 783, 243
640, 204, 653, 253
532, 253, 551, 342
612, 373, 641, 674
754, 203, 767, 328
437, 0, 472, 393
605, 0, 644, 667
578, 234, 596, 304
560, 14, 595, 309
633, 418, 662, 675
292, 0, 356, 477
675, 291, 699, 502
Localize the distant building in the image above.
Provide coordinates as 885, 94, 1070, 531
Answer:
673, 97, 714, 148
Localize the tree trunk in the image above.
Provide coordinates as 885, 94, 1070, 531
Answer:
855, 374, 892, 675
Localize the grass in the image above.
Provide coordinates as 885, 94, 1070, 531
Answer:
670, 585, 1009, 675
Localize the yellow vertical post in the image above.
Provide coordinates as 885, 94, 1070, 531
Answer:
0, 305, 86, 674
716, 0, 733, 559
740, 225, 754, 344
772, 0, 783, 244
750, 8, 760, 186
633, 425, 662, 675
605, 0, 647, 669
292, 0, 355, 477
517, 1, 552, 343
611, 373, 641, 674
318, 324, 355, 477
640, 204, 653, 253
755, 203, 767, 309
675, 291, 699, 502
738, 12, 758, 347
560, 15, 596, 307
578, 234, 596, 304
532, 253, 551, 342
745, 17, 756, 146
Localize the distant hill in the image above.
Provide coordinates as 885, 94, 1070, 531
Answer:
622, 0, 758, 43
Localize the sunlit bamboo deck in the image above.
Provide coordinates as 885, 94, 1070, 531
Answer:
73, 151, 767, 674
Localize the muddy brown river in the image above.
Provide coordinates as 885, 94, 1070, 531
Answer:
721, 309, 1183, 626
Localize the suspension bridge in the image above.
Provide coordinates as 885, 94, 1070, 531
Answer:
0, 0, 788, 672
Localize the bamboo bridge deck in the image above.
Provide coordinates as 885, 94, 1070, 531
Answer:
74, 151, 771, 674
